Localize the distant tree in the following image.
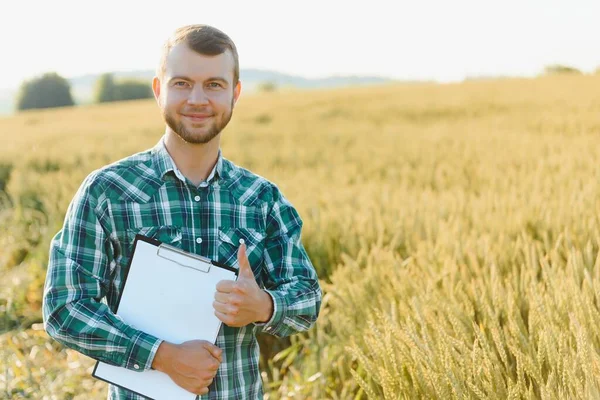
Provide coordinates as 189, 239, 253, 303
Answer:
257, 81, 277, 92
16, 72, 74, 111
95, 73, 118, 103
93, 74, 152, 103
115, 80, 153, 101
544, 65, 582, 75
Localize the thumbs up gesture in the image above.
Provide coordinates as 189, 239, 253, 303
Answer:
214, 243, 274, 327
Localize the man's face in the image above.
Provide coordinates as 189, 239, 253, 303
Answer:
153, 43, 241, 144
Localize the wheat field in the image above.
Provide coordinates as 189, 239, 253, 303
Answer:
2, 75, 600, 399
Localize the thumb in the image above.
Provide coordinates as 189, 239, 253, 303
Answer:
203, 342, 223, 362
237, 242, 254, 279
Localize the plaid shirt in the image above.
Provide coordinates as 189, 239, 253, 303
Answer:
42, 136, 322, 400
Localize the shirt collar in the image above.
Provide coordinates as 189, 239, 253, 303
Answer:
151, 135, 229, 185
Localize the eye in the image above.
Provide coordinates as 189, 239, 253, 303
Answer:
174, 81, 190, 88
208, 82, 223, 89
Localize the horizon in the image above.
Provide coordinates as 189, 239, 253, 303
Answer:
0, 67, 399, 96
1, 0, 600, 91
0, 61, 594, 94
1, 62, 596, 94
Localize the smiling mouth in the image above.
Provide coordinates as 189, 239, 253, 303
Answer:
182, 114, 213, 121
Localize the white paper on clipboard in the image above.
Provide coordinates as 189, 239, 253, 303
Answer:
92, 234, 238, 400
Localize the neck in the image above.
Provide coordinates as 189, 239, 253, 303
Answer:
163, 130, 220, 186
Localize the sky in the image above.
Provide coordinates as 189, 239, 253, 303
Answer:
1, 0, 599, 90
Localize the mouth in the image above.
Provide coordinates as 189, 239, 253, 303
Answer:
181, 113, 213, 122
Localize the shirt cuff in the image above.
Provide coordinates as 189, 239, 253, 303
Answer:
123, 330, 163, 372
253, 290, 287, 336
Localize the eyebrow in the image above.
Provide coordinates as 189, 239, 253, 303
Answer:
206, 77, 229, 84
168, 76, 229, 85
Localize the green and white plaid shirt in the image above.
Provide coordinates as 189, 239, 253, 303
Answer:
42, 136, 322, 400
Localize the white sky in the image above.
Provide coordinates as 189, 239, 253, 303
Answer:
1, 0, 599, 89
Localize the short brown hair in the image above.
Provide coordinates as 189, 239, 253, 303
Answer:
157, 24, 239, 85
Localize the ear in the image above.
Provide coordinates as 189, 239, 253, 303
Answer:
233, 80, 242, 106
152, 76, 162, 107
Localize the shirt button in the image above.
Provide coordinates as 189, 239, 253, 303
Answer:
194, 195, 201, 201
239, 238, 245, 245
133, 364, 140, 370
196, 237, 203, 244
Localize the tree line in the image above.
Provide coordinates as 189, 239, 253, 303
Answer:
15, 72, 153, 111
14, 64, 600, 112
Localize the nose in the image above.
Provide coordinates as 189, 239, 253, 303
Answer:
187, 86, 209, 105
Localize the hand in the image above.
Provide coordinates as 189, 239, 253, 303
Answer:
214, 243, 273, 327
152, 340, 222, 396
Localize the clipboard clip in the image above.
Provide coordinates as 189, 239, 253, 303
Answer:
157, 243, 212, 273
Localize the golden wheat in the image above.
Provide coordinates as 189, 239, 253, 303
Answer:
2, 75, 600, 398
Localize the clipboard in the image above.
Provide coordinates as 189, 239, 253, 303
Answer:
92, 234, 238, 400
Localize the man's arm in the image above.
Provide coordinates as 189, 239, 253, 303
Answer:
254, 185, 322, 337
42, 173, 162, 372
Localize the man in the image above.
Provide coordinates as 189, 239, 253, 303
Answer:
42, 24, 322, 400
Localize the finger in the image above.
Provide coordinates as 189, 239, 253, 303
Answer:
214, 291, 230, 303
213, 299, 232, 314
199, 378, 214, 390
215, 310, 235, 327
216, 280, 236, 293
208, 359, 220, 371
237, 243, 254, 279
202, 342, 223, 362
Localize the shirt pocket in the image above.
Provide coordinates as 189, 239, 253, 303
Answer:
218, 227, 265, 278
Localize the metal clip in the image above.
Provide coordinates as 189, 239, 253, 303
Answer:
157, 243, 212, 273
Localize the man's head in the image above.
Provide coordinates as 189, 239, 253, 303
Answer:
152, 25, 241, 145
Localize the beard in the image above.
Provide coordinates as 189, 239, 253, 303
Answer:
164, 99, 234, 144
